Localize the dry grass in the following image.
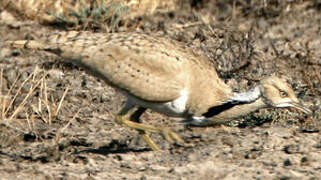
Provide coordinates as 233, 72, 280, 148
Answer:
2, 0, 178, 31
0, 67, 69, 135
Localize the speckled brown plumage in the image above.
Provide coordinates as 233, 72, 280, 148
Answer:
10, 31, 232, 115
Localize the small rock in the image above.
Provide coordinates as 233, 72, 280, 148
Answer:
221, 136, 235, 147
300, 156, 309, 166
283, 144, 300, 154
48, 69, 65, 79
300, 126, 319, 133
0, 11, 16, 25
0, 48, 12, 58
283, 159, 292, 166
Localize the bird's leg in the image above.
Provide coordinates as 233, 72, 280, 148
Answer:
115, 103, 160, 150
115, 104, 184, 150
129, 107, 160, 151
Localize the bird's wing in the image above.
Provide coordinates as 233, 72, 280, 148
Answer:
8, 31, 188, 102
88, 42, 188, 102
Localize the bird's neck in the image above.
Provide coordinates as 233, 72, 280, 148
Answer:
221, 97, 267, 118
204, 85, 268, 125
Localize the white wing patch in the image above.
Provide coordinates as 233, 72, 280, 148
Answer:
125, 89, 189, 117
167, 89, 188, 114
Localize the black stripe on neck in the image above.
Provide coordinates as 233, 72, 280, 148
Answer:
202, 101, 247, 118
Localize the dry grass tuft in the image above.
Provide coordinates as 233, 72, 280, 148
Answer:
2, 0, 178, 30
0, 67, 69, 135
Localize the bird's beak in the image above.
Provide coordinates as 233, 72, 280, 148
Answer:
289, 102, 312, 115
276, 101, 312, 115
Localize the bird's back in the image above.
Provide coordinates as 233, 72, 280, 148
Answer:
8, 31, 232, 113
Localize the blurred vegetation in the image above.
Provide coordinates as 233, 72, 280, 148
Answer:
0, 0, 177, 31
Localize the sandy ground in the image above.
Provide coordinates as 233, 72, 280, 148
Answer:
0, 1, 320, 179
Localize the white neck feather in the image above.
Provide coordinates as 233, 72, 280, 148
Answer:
227, 86, 261, 104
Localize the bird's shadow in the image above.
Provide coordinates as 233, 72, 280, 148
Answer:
77, 139, 151, 155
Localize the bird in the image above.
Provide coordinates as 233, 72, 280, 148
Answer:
6, 31, 312, 150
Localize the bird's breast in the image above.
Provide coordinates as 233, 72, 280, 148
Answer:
126, 89, 189, 117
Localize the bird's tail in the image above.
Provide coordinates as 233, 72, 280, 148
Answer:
6, 38, 67, 58
5, 40, 60, 52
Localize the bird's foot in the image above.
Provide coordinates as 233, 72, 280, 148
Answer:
138, 131, 161, 151
115, 115, 187, 150
160, 127, 185, 146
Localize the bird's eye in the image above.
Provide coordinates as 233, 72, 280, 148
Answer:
280, 91, 288, 97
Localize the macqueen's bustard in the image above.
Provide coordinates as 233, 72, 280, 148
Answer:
7, 31, 311, 150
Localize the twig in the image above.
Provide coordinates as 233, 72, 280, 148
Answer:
8, 73, 46, 121
55, 86, 70, 117
55, 108, 81, 142
3, 72, 29, 117
0, 121, 26, 134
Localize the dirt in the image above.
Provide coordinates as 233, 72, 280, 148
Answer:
0, 1, 321, 179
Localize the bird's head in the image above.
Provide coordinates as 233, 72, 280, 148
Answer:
260, 76, 311, 114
